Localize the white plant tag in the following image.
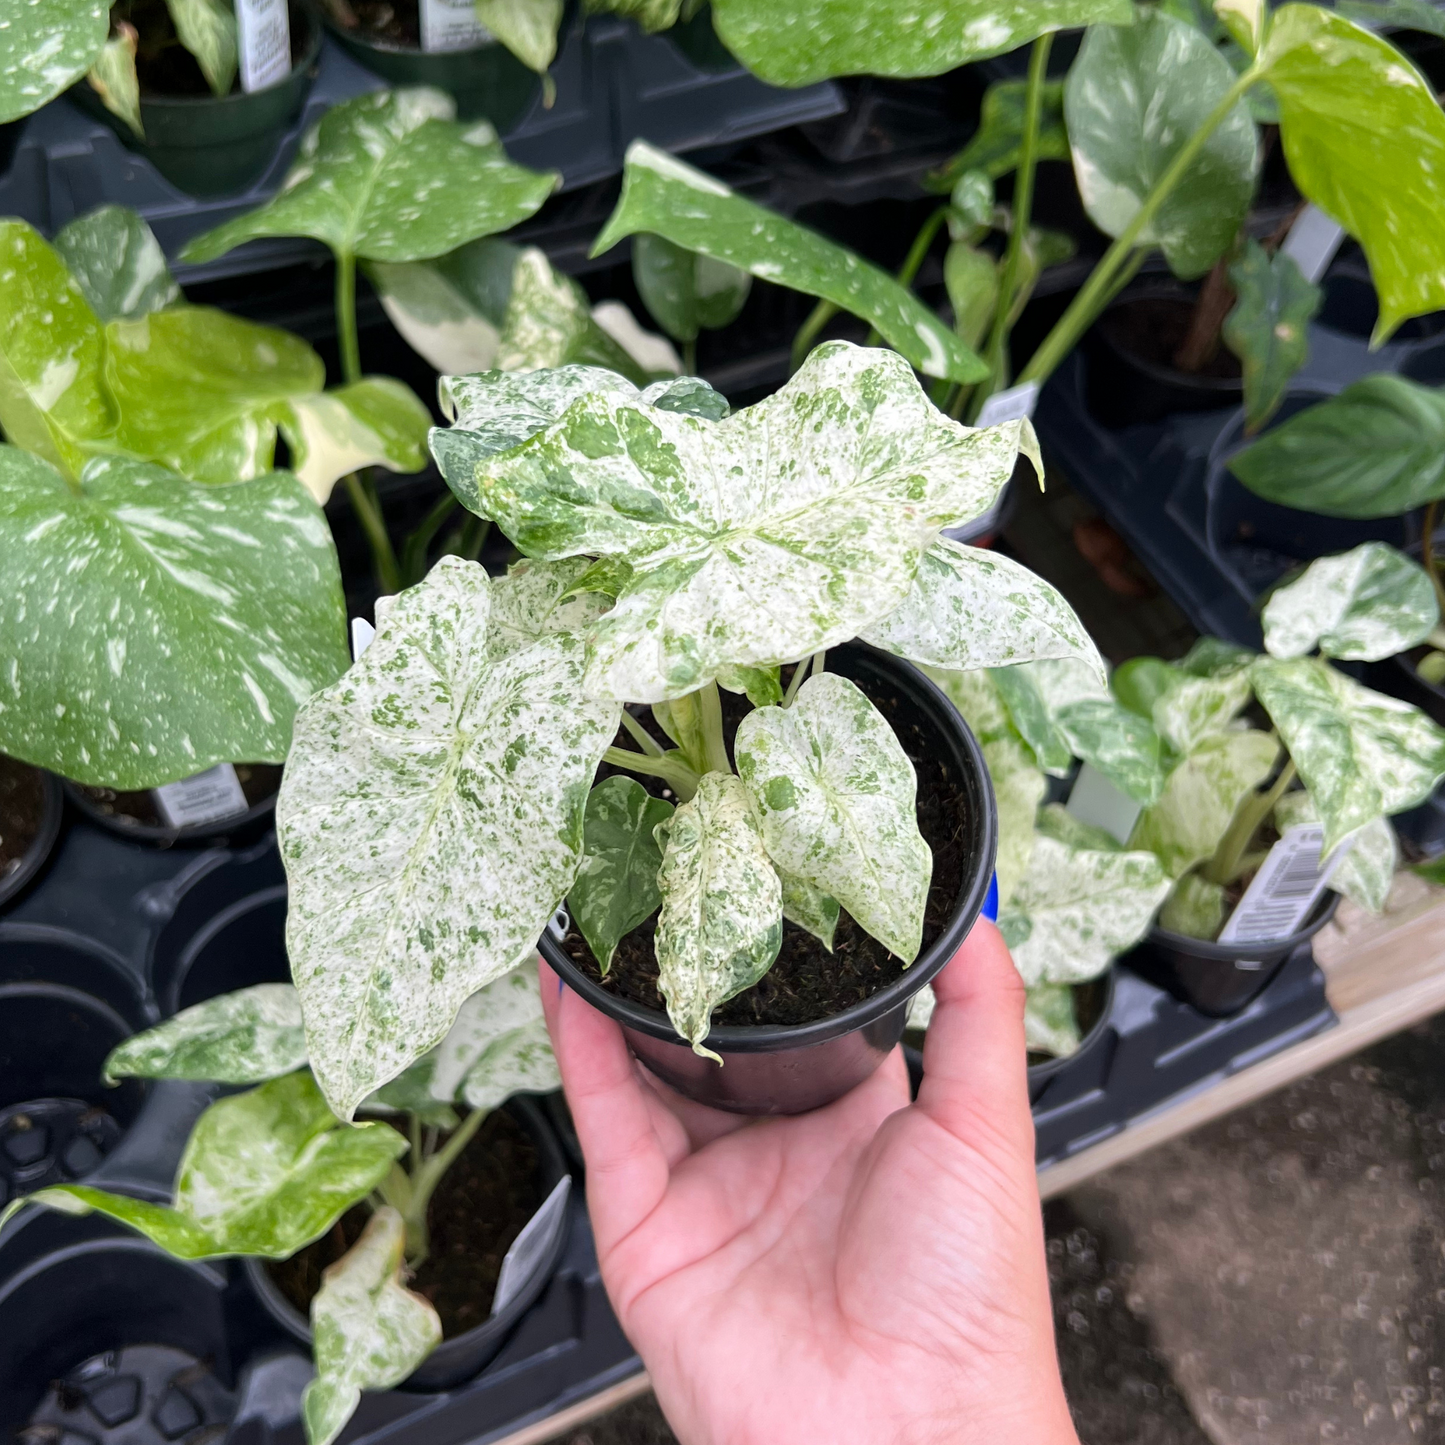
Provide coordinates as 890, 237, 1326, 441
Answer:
1216, 822, 1350, 946
492, 1175, 571, 1315
420, 0, 492, 52
236, 0, 291, 91
1280, 204, 1346, 285
350, 617, 376, 661
1066, 763, 1143, 846
152, 764, 249, 830
974, 381, 1039, 428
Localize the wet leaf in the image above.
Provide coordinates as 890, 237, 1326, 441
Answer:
1024, 982, 1081, 1058
929, 79, 1070, 190
1274, 789, 1397, 913
165, 0, 237, 95
54, 206, 180, 322
1222, 239, 1320, 433
474, 0, 564, 72
0, 0, 107, 123
281, 379, 432, 504
1158, 872, 1227, 939
631, 233, 752, 345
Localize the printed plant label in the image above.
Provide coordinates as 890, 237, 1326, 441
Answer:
236, 0, 291, 91
420, 0, 493, 52
1217, 821, 1350, 945
152, 763, 249, 830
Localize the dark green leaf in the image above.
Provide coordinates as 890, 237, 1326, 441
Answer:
53, 206, 180, 322
631, 232, 752, 345
928, 79, 1070, 191
1223, 239, 1321, 432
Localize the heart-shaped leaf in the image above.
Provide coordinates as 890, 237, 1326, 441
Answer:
735, 672, 931, 961
1065, 11, 1258, 279
180, 89, 559, 268
0, 0, 108, 123
631, 233, 752, 345
487, 555, 613, 657
592, 142, 987, 383
54, 206, 180, 323
928, 79, 1070, 191
0, 448, 349, 788
1024, 982, 1081, 1058
278, 556, 620, 1119
282, 379, 432, 505
1262, 542, 1439, 663
1222, 239, 1320, 433
655, 771, 783, 1058
165, 0, 237, 96
1274, 789, 1397, 913
1158, 872, 1227, 939
301, 1208, 442, 1445
104, 984, 308, 1084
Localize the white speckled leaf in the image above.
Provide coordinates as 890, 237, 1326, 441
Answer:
487, 556, 613, 658
1000, 804, 1170, 986
0, 0, 107, 123
655, 771, 783, 1057
1158, 872, 1227, 940
0, 448, 349, 789
923, 663, 1014, 744
474, 0, 563, 72
180, 90, 558, 268
981, 729, 1046, 909
1128, 729, 1280, 878
1261, 542, 1439, 663
592, 142, 987, 383
1274, 789, 1397, 913
281, 379, 431, 504
103, 984, 307, 1084
166, 0, 237, 95
458, 967, 561, 1109
301, 1207, 442, 1445
862, 538, 1102, 677
277, 556, 619, 1120
54, 206, 180, 322
735, 672, 931, 961
1150, 668, 1255, 757
1024, 982, 1081, 1059
778, 869, 839, 950
1253, 655, 1445, 853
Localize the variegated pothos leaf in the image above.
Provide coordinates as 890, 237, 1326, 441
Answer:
1024, 982, 1082, 1059
281, 379, 431, 505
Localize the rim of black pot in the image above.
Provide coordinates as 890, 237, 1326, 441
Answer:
62, 776, 278, 847
1025, 968, 1117, 1087
1093, 281, 1245, 396
0, 767, 63, 911
321, 11, 506, 56
542, 647, 998, 1054
1148, 888, 1339, 959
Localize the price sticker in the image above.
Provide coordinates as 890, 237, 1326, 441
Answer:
236, 0, 291, 92
493, 1176, 571, 1315
973, 380, 1039, 429
1216, 822, 1351, 946
1280, 204, 1347, 285
420, 0, 493, 52
152, 764, 249, 830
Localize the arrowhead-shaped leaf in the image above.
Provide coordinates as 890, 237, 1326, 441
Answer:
277, 556, 619, 1119
978, 726, 1045, 909
0, 0, 107, 123
282, 379, 431, 504
54, 206, 181, 322
104, 984, 308, 1084
1262, 542, 1439, 663
0, 448, 349, 788
1222, 239, 1320, 433
735, 672, 931, 961
928, 79, 1070, 191
592, 143, 987, 383
1252, 655, 1445, 852
655, 771, 783, 1057
1274, 788, 1397, 913
86, 30, 143, 137
631, 233, 752, 344
301, 1207, 442, 1445
1024, 982, 1082, 1059
181, 90, 559, 267
1065, 11, 1258, 279
944, 242, 999, 353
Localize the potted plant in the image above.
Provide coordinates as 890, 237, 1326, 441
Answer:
0, 964, 568, 1445
0, 757, 63, 910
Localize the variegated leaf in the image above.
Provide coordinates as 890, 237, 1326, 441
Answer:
1115, 650, 1256, 756
1274, 789, 1398, 914
1261, 542, 1439, 664
1158, 872, 1228, 940
103, 984, 307, 1084
1024, 982, 1082, 1059
861, 538, 1101, 678
1128, 729, 1281, 878
84, 30, 142, 138
0, 0, 107, 124
631, 232, 752, 344
281, 379, 431, 505
165, 0, 237, 96
923, 664, 1014, 744
735, 672, 931, 961
778, 870, 840, 950
277, 556, 620, 1119
301, 1207, 442, 1445
1252, 655, 1445, 853
474, 0, 563, 72
655, 771, 783, 1058
983, 730, 1046, 910
487, 556, 613, 658
54, 206, 180, 322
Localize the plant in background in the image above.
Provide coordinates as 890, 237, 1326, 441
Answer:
629, 232, 752, 377
0, 967, 558, 1445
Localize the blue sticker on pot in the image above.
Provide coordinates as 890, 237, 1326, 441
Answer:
981, 872, 998, 923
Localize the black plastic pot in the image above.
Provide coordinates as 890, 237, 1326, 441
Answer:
1025, 969, 1116, 1105
1316, 257, 1445, 345
64, 765, 281, 850
0, 759, 63, 911
540, 645, 999, 1116
244, 1095, 572, 1393
1124, 891, 1339, 1017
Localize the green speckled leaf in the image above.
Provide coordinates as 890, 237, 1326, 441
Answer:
1024, 982, 1081, 1058
1181, 637, 1258, 677
777, 870, 839, 950
736, 672, 931, 961
1261, 543, 1439, 664
0, 1184, 220, 1256
1129, 729, 1280, 878
862, 538, 1102, 677
277, 556, 619, 1119
0, 0, 107, 123
301, 1207, 442, 1445
0, 448, 349, 789
716, 664, 783, 708
631, 232, 751, 345
54, 206, 180, 322
924, 663, 1014, 743
281, 379, 431, 505
474, 0, 563, 72
104, 984, 307, 1084
1252, 655, 1445, 853
1115, 651, 1255, 757
165, 0, 236, 96
570, 776, 673, 971
180, 90, 558, 268
929, 79, 1070, 190
1274, 788, 1397, 914
592, 143, 986, 383
587, 0, 681, 31
487, 556, 613, 657
1159, 872, 1227, 939
981, 729, 1045, 910
1222, 239, 1320, 433
655, 771, 782, 1057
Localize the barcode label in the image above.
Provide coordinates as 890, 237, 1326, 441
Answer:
1216, 823, 1350, 946
152, 764, 248, 830
493, 1176, 570, 1315
236, 0, 291, 91
420, 0, 493, 51
974, 381, 1039, 428
1280, 204, 1346, 284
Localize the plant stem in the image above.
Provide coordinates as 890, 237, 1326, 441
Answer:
697, 680, 730, 775
1017, 65, 1260, 391
345, 474, 401, 596
864, 206, 952, 347
620, 708, 664, 756
683, 336, 698, 375
459, 513, 490, 562
335, 250, 362, 386
1201, 756, 1297, 887
790, 299, 840, 373
604, 746, 701, 800
782, 654, 814, 706
403, 1106, 489, 1268
401, 491, 459, 586
1423, 501, 1445, 622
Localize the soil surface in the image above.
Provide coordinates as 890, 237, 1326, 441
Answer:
0, 754, 47, 879
1099, 297, 1242, 383
76, 763, 281, 832
268, 1109, 543, 1338
323, 0, 424, 48
562, 667, 971, 1028
112, 0, 311, 96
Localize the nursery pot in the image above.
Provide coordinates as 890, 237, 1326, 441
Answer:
1025, 970, 1117, 1105
244, 1096, 571, 1393
0, 756, 63, 911
65, 763, 282, 848
68, 4, 320, 197
1123, 892, 1339, 1018
540, 645, 999, 1117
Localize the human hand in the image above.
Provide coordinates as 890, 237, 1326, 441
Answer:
539, 921, 1078, 1445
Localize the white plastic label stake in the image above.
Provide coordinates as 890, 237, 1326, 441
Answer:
493, 1176, 571, 1316
350, 617, 376, 661
1216, 823, 1350, 946
1280, 204, 1346, 285
973, 381, 1039, 428
1066, 764, 1143, 846
236, 0, 291, 91
420, 0, 492, 52
152, 764, 249, 830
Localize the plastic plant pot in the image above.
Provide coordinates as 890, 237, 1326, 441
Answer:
64, 764, 282, 850
151, 885, 290, 1016
539, 644, 999, 1117
243, 1095, 572, 1392
0, 757, 63, 912
1315, 258, 1445, 345
1025, 969, 1116, 1105
1122, 892, 1339, 1018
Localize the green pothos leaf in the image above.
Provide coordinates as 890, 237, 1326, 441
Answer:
1222, 239, 1320, 433
1113, 649, 1255, 756
655, 771, 782, 1058
735, 672, 931, 961
53, 206, 180, 323
165, 0, 237, 96
278, 556, 620, 1120
283, 379, 432, 504
0, 0, 108, 124
1024, 982, 1082, 1059
1274, 788, 1398, 914
631, 232, 752, 345
944, 242, 999, 353
928, 79, 1070, 191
